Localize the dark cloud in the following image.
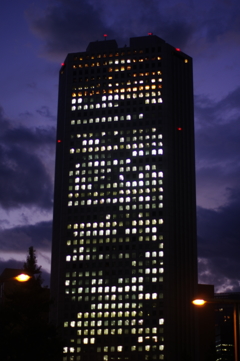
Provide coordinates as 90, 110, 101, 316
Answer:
2, 124, 55, 148
195, 87, 240, 205
98, 0, 194, 48
195, 87, 240, 290
26, 0, 194, 60
26, 0, 240, 60
36, 105, 56, 121
0, 145, 53, 209
19, 111, 34, 119
0, 109, 55, 209
0, 259, 25, 274
26, 0, 116, 60
197, 188, 240, 291
26, 81, 37, 89
194, 91, 240, 211
159, 21, 193, 48
202, 1, 240, 42
198, 256, 240, 293
195, 87, 240, 127
196, 116, 240, 165
0, 220, 52, 252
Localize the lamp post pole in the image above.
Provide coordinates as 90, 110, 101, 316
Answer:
233, 302, 239, 361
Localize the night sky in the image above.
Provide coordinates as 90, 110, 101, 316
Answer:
0, 0, 240, 291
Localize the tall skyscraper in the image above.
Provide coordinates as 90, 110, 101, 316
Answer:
51, 35, 198, 361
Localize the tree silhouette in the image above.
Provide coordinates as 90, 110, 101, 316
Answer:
23, 246, 42, 282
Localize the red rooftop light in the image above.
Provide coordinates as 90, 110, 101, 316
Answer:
103, 34, 108, 37
148, 33, 153, 36
177, 127, 182, 131
61, 63, 65, 66
175, 48, 181, 52
57, 140, 62, 143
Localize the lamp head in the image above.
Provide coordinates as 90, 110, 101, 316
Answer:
14, 274, 31, 282
192, 299, 207, 306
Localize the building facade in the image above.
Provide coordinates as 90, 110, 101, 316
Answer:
51, 35, 198, 361
215, 293, 240, 361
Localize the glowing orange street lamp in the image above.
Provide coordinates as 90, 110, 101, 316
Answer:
0, 270, 32, 305
14, 273, 31, 282
192, 297, 240, 361
192, 299, 207, 306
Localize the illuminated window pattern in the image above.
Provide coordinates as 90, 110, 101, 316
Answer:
71, 89, 163, 111
62, 47, 165, 361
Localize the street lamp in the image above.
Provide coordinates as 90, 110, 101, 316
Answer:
192, 298, 240, 361
0, 269, 32, 305
14, 274, 31, 282
192, 299, 206, 306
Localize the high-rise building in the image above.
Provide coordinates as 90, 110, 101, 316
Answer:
51, 35, 198, 361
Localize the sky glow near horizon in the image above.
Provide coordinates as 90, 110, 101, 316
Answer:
0, 0, 240, 292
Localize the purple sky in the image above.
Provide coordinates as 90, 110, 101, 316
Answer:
0, 0, 240, 290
